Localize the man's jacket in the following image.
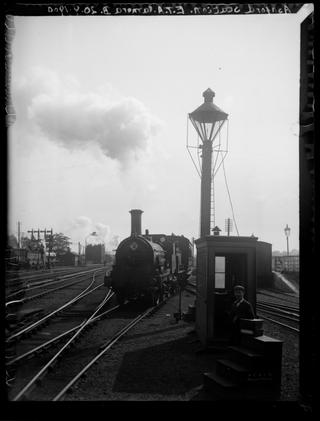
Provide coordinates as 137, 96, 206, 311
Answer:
230, 299, 255, 323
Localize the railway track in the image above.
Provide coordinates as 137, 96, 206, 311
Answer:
6, 276, 103, 345
6, 268, 108, 394
9, 292, 172, 401
256, 302, 299, 333
6, 266, 92, 289
256, 288, 299, 333
257, 299, 299, 313
52, 305, 157, 401
6, 266, 107, 302
10, 288, 117, 401
6, 303, 119, 368
6, 270, 105, 344
257, 289, 299, 304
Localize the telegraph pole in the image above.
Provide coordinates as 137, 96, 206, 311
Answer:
27, 229, 34, 240
40, 229, 46, 267
17, 221, 21, 248
28, 228, 53, 269
27, 229, 36, 269
36, 229, 40, 268
225, 218, 233, 237
41, 228, 53, 268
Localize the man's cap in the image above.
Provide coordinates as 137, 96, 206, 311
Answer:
233, 285, 245, 291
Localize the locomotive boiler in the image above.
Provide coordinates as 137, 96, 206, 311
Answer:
106, 209, 193, 305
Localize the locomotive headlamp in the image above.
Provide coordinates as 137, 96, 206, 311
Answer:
130, 242, 138, 251
189, 88, 228, 143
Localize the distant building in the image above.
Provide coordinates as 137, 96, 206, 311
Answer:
85, 244, 105, 264
57, 248, 79, 266
272, 255, 299, 272
46, 251, 57, 266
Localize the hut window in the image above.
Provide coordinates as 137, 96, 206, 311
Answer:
215, 256, 225, 289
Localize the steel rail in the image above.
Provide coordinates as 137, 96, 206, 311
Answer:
6, 303, 120, 367
52, 305, 157, 401
6, 271, 102, 343
257, 290, 299, 304
7, 283, 102, 343
7, 266, 104, 284
6, 267, 106, 300
256, 303, 299, 319
12, 289, 115, 401
257, 300, 299, 313
258, 314, 300, 333
6, 268, 84, 288
18, 274, 102, 304
26, 267, 107, 288
256, 305, 299, 323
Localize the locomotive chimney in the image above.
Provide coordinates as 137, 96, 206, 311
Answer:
129, 209, 143, 236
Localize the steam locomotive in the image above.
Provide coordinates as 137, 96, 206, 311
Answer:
105, 210, 193, 305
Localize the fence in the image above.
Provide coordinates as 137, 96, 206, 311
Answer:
272, 255, 299, 272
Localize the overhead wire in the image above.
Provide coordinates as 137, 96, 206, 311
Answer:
222, 119, 239, 235
222, 158, 239, 236
197, 133, 202, 171
186, 115, 201, 178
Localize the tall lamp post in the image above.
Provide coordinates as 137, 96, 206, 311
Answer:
189, 88, 228, 237
84, 232, 97, 265
284, 224, 291, 257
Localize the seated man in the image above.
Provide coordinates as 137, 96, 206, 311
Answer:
229, 285, 255, 344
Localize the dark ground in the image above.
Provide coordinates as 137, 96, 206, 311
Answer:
62, 289, 300, 402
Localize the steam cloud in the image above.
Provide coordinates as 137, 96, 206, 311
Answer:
14, 68, 162, 162
69, 216, 118, 251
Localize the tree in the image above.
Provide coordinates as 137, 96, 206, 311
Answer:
7, 234, 18, 248
20, 232, 71, 254
49, 233, 72, 254
21, 236, 37, 250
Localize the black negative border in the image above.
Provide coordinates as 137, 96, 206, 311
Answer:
1, 1, 316, 417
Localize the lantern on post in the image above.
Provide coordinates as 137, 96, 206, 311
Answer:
188, 88, 228, 238
284, 224, 291, 257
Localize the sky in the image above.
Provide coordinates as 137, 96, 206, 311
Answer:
8, 6, 313, 253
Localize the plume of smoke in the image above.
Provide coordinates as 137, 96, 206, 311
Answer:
13, 67, 163, 163
69, 216, 117, 251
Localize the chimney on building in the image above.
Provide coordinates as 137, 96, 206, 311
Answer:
129, 209, 143, 236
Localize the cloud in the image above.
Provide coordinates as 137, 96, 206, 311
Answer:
13, 67, 163, 163
68, 216, 117, 251
94, 222, 111, 239
70, 216, 92, 230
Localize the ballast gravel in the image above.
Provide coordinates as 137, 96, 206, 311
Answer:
63, 290, 299, 401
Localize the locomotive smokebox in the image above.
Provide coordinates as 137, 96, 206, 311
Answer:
129, 209, 143, 236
